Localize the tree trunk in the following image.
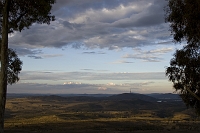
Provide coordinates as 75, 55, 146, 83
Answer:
0, 0, 9, 132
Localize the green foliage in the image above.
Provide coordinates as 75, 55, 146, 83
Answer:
7, 48, 23, 85
8, 0, 55, 32
165, 0, 200, 46
0, 0, 56, 84
0, 47, 23, 85
166, 45, 200, 114
165, 0, 200, 114
0, 0, 55, 33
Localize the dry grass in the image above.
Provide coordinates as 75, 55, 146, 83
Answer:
4, 96, 200, 133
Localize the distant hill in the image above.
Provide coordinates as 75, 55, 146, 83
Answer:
8, 93, 159, 102
6, 93, 186, 113
7, 93, 182, 102
108, 93, 157, 102
147, 93, 181, 100
64, 94, 157, 111
29, 95, 102, 102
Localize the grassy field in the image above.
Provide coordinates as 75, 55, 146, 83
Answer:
4, 95, 200, 133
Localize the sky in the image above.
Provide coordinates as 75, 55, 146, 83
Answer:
7, 0, 184, 94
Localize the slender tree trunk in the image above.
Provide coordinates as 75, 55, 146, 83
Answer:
0, 0, 9, 132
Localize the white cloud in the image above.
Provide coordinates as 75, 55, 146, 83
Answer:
98, 87, 107, 91
149, 48, 174, 54
63, 82, 82, 85
107, 82, 115, 86
42, 54, 63, 58
111, 60, 134, 64
8, 79, 171, 94
123, 47, 174, 62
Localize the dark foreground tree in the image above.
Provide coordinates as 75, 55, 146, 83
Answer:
0, 48, 23, 85
0, 41, 23, 85
7, 48, 23, 85
165, 0, 200, 114
166, 45, 200, 114
165, 0, 200, 46
0, 0, 55, 132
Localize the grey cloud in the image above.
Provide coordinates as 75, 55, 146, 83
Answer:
113, 13, 164, 28
62, 83, 92, 89
82, 52, 96, 54
52, 0, 137, 14
10, 46, 63, 59
82, 51, 106, 54
7, 80, 164, 94
42, 71, 53, 73
157, 40, 174, 45
98, 51, 106, 54
122, 61, 134, 64
62, 21, 82, 30
149, 48, 174, 54
20, 71, 167, 81
129, 81, 155, 88
7, 83, 95, 94
111, 60, 134, 64
133, 14, 165, 27
113, 0, 167, 28
141, 81, 155, 86
123, 54, 163, 62
28, 55, 43, 59
9, 23, 70, 48
10, 47, 45, 59
7, 82, 125, 94
9, 0, 171, 52
42, 54, 63, 58
80, 69, 94, 71
93, 69, 109, 72
10, 47, 43, 56
123, 47, 174, 62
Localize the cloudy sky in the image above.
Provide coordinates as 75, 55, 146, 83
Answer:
8, 0, 183, 94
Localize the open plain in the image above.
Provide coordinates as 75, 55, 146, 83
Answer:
4, 93, 200, 133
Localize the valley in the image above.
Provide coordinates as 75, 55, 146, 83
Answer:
4, 93, 200, 133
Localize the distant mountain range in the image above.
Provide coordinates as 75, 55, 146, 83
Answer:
7, 92, 181, 100
6, 92, 185, 114
147, 93, 181, 100
108, 93, 157, 102
7, 93, 181, 102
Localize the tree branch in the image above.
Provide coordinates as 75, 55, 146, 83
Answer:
186, 86, 200, 101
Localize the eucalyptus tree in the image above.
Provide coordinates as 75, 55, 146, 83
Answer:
6, 48, 23, 85
0, 0, 56, 132
0, 47, 23, 85
165, 0, 200, 46
166, 45, 200, 114
165, 0, 200, 114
